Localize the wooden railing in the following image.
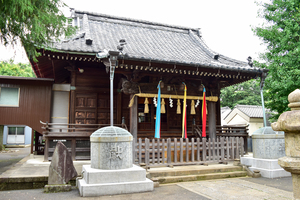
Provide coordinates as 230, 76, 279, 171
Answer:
40, 121, 247, 163
40, 121, 127, 161
133, 137, 244, 167
192, 124, 249, 154
216, 125, 249, 154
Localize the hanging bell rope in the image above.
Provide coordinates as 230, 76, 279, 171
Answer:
144, 98, 149, 113
161, 98, 166, 113
177, 99, 181, 114
191, 100, 196, 115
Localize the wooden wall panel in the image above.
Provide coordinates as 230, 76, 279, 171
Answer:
0, 77, 53, 133
71, 65, 131, 127
75, 93, 97, 124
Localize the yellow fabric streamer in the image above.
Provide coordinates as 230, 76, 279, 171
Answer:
177, 99, 181, 114
128, 93, 218, 108
191, 100, 196, 115
182, 84, 187, 138
144, 98, 149, 113
161, 98, 165, 113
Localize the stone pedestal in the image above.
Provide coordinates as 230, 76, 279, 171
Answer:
272, 89, 300, 200
78, 165, 153, 196
77, 126, 153, 197
241, 127, 290, 178
252, 132, 285, 159
241, 156, 291, 178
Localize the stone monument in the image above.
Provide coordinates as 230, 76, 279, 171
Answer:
272, 89, 300, 200
77, 126, 153, 197
241, 126, 291, 178
44, 141, 78, 193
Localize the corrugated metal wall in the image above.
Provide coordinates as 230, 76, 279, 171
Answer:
0, 77, 53, 133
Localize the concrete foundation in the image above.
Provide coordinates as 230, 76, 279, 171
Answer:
241, 156, 291, 178
78, 164, 153, 197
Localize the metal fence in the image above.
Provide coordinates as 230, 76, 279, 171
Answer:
134, 137, 244, 167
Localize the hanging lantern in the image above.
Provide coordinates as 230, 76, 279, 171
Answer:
177, 99, 181, 114
161, 98, 166, 113
198, 84, 204, 91
160, 81, 164, 88
144, 98, 149, 113
179, 84, 185, 91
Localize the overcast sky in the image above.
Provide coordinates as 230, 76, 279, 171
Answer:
0, 0, 268, 63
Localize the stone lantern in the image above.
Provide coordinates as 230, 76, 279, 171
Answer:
272, 89, 300, 200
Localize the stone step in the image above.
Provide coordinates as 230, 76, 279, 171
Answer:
155, 171, 248, 184
148, 165, 244, 178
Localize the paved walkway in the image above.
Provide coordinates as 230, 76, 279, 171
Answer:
0, 147, 31, 174
0, 177, 294, 200
0, 148, 294, 200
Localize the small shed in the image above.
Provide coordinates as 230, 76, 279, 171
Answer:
0, 76, 53, 152
224, 105, 271, 136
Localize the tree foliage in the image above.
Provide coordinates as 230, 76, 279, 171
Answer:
0, 61, 35, 77
254, 0, 300, 119
220, 79, 261, 109
0, 0, 75, 60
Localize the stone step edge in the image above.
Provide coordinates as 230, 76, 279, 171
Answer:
149, 166, 244, 177
0, 176, 77, 191
154, 171, 248, 184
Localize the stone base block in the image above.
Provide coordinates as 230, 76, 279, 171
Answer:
241, 157, 291, 178
44, 184, 72, 193
78, 178, 153, 197
82, 165, 147, 184
249, 167, 291, 178
78, 164, 153, 197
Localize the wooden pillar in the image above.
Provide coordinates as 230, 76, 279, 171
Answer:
216, 100, 221, 126
30, 129, 34, 154
117, 92, 122, 124
71, 139, 76, 160
70, 71, 76, 124
35, 132, 39, 153
0, 125, 4, 151
130, 95, 138, 163
44, 138, 49, 162
216, 88, 221, 126
208, 101, 216, 139
130, 95, 138, 141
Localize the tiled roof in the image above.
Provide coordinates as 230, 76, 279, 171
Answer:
221, 106, 232, 120
51, 10, 263, 73
234, 105, 267, 118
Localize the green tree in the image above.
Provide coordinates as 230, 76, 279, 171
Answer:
254, 0, 300, 119
220, 79, 261, 109
0, 0, 75, 60
0, 61, 35, 77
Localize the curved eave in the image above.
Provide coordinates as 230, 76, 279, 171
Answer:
42, 48, 267, 75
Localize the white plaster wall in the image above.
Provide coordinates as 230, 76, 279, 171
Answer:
227, 114, 248, 126
226, 114, 264, 136
248, 119, 264, 136
51, 84, 70, 126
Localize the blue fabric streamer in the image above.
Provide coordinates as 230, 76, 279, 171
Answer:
155, 82, 161, 138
